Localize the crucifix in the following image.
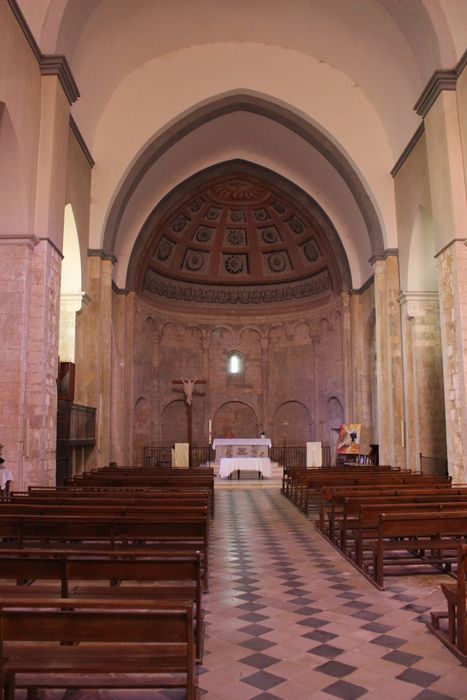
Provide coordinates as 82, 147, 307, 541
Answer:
172, 377, 206, 465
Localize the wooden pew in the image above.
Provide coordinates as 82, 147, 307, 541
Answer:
0, 551, 204, 661
319, 485, 467, 537
299, 472, 450, 515
0, 599, 197, 699
350, 500, 467, 568
329, 489, 467, 552
427, 543, 467, 662
0, 512, 210, 590
22, 485, 214, 516
63, 473, 215, 515
370, 510, 467, 588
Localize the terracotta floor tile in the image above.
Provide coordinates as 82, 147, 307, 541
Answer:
196, 488, 467, 698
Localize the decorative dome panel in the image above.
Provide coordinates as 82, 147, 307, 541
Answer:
134, 167, 347, 312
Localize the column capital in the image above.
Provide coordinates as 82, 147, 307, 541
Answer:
0, 234, 39, 249
398, 291, 439, 319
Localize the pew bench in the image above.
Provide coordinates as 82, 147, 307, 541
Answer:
369, 511, 467, 589
341, 498, 467, 564
0, 551, 204, 662
0, 599, 197, 700
302, 473, 450, 516
0, 513, 210, 591
319, 486, 467, 540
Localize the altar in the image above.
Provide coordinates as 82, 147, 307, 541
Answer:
213, 438, 272, 480
219, 457, 271, 479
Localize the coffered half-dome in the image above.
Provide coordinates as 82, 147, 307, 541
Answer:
130, 163, 350, 314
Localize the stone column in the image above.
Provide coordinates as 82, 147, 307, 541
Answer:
341, 292, 353, 419
260, 336, 269, 435
75, 255, 113, 469
311, 334, 321, 441
0, 236, 37, 488
399, 292, 446, 472
202, 334, 211, 443
18, 74, 71, 489
347, 291, 374, 452
424, 87, 467, 482
110, 291, 135, 464
436, 243, 467, 481
153, 329, 162, 445
372, 254, 404, 467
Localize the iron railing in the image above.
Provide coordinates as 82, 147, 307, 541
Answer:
270, 446, 306, 468
143, 445, 213, 469
145, 444, 331, 469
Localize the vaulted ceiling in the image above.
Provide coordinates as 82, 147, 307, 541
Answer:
17, 0, 467, 289
129, 163, 349, 314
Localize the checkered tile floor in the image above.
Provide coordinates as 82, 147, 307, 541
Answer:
197, 487, 467, 700
35, 487, 467, 699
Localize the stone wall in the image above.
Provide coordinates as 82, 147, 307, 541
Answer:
128, 296, 347, 464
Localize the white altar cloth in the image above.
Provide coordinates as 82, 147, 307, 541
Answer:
306, 442, 322, 467
219, 458, 272, 479
212, 438, 271, 461
0, 469, 13, 490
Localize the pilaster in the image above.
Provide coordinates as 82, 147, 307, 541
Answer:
34, 74, 70, 251
399, 292, 446, 472
424, 87, 467, 481
341, 292, 353, 420
75, 256, 113, 469
110, 291, 135, 465
260, 336, 269, 436
373, 255, 404, 466
437, 243, 467, 482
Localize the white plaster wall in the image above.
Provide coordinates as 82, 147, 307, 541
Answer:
0, 1, 41, 235
87, 44, 397, 256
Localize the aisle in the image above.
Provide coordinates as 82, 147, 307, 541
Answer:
200, 487, 467, 699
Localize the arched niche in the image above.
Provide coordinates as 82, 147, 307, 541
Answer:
274, 401, 313, 445
160, 399, 189, 445
213, 401, 258, 439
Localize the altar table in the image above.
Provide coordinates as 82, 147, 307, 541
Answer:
219, 458, 272, 479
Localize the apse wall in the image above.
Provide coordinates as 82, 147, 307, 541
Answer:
129, 294, 356, 465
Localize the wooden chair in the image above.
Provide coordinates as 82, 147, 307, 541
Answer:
427, 543, 467, 662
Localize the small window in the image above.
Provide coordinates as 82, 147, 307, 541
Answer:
229, 353, 241, 374
227, 351, 244, 382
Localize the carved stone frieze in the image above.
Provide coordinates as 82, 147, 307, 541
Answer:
143, 268, 331, 305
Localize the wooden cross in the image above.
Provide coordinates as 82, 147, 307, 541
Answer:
172, 378, 207, 456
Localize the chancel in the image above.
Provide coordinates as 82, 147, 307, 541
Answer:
1, 0, 467, 697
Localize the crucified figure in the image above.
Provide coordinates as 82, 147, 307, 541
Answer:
181, 377, 198, 406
